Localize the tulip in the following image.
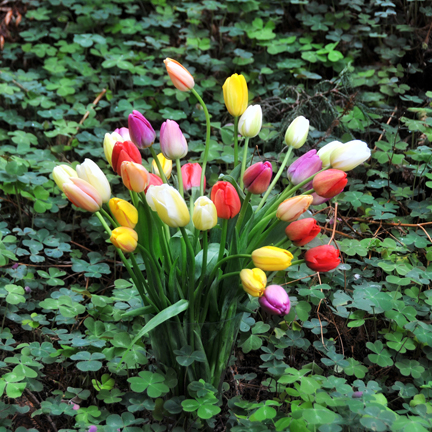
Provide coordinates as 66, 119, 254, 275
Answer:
160, 120, 188, 160
25, 286, 32, 293
311, 193, 329, 206
222, 73, 248, 117
238, 105, 262, 138
240, 268, 267, 297
109, 198, 138, 229
144, 173, 164, 194
164, 58, 195, 92
352, 391, 363, 399
330, 140, 371, 171
111, 141, 142, 175
284, 116, 309, 149
192, 196, 217, 231
121, 161, 149, 193
76, 158, 111, 203
128, 110, 156, 149
146, 184, 190, 228
181, 163, 205, 191
210, 181, 241, 219
52, 165, 78, 192
110, 227, 138, 253
259, 285, 291, 316
63, 178, 102, 213
252, 246, 293, 271
88, 427, 98, 432
152, 153, 172, 179
285, 218, 321, 247
243, 161, 272, 195
287, 150, 322, 185
317, 140, 343, 168
114, 127, 131, 141
104, 132, 124, 166
304, 245, 340, 272
276, 195, 313, 222
313, 169, 347, 199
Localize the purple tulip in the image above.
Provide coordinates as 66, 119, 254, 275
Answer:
12, 263, 19, 269
88, 427, 97, 432
287, 150, 322, 186
311, 192, 330, 206
114, 127, 131, 141
259, 285, 291, 316
160, 120, 188, 160
352, 391, 363, 398
25, 286, 32, 293
128, 110, 156, 149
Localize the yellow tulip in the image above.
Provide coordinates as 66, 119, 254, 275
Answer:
240, 268, 267, 297
222, 73, 248, 117
192, 196, 217, 231
252, 246, 293, 271
110, 227, 138, 253
109, 198, 138, 228
152, 153, 172, 179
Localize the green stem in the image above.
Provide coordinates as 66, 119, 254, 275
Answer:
236, 190, 252, 230
129, 190, 138, 208
201, 230, 208, 281
248, 210, 277, 240
149, 146, 168, 183
233, 116, 239, 168
239, 137, 250, 189
176, 158, 184, 198
218, 271, 241, 281
191, 88, 211, 196
101, 207, 119, 228
218, 219, 228, 263
256, 146, 293, 212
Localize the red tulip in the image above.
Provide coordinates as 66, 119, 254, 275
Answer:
312, 169, 347, 199
210, 181, 241, 219
181, 163, 205, 191
144, 173, 164, 194
304, 245, 340, 272
285, 218, 320, 246
111, 141, 142, 175
243, 161, 272, 194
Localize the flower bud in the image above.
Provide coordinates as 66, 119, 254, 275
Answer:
276, 195, 313, 222
304, 245, 340, 272
243, 162, 272, 195
144, 173, 164, 194
287, 150, 322, 185
181, 163, 205, 191
223, 73, 248, 117
160, 120, 188, 160
259, 285, 291, 316
111, 141, 142, 175
252, 246, 293, 271
238, 105, 262, 138
52, 165, 78, 192
285, 218, 320, 247
312, 169, 347, 199
192, 196, 217, 231
128, 110, 156, 149
311, 193, 329, 206
110, 227, 138, 253
76, 158, 111, 203
211, 181, 241, 219
104, 132, 124, 167
317, 141, 343, 168
121, 161, 149, 193
164, 58, 195, 91
329, 140, 371, 171
284, 116, 309, 148
109, 198, 138, 229
152, 153, 172, 179
63, 178, 102, 213
240, 268, 267, 297
114, 127, 131, 141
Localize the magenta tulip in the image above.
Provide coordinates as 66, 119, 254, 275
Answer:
128, 110, 156, 149
259, 285, 291, 316
243, 161, 272, 194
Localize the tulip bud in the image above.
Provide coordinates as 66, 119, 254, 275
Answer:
111, 141, 142, 175
240, 268, 267, 297
238, 105, 262, 138
63, 178, 102, 213
76, 158, 111, 203
181, 163, 205, 191
164, 58, 195, 92
276, 195, 313, 222
311, 193, 329, 206
243, 161, 272, 195
252, 246, 293, 271
284, 116, 309, 148
259, 285, 291, 316
285, 218, 320, 246
313, 169, 347, 199
146, 184, 190, 228
52, 165, 78, 192
317, 141, 343, 168
152, 153, 172, 179
104, 132, 124, 167
287, 150, 322, 185
192, 196, 217, 231
329, 140, 371, 171
110, 227, 138, 253
109, 198, 138, 229
304, 245, 340, 272
144, 173, 164, 194
222, 73, 248, 117
114, 127, 131, 141
160, 120, 188, 160
210, 181, 241, 219
121, 161, 149, 193
128, 110, 156, 149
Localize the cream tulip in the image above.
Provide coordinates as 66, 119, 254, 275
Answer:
76, 158, 111, 203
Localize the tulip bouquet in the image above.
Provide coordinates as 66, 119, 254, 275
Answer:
52, 58, 371, 396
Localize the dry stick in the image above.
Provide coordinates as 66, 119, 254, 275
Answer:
282, 273, 319, 286
418, 224, 432, 244
66, 88, 107, 146
320, 226, 355, 239
348, 218, 432, 228
373, 106, 397, 150
25, 389, 58, 432
328, 202, 338, 245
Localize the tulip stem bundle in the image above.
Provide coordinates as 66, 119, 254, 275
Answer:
176, 159, 184, 198
239, 137, 250, 189
149, 146, 168, 184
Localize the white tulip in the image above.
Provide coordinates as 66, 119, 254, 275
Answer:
103, 132, 123, 166
52, 165, 78, 192
284, 116, 309, 149
192, 197, 217, 231
317, 141, 344, 168
238, 105, 262, 138
76, 158, 111, 203
330, 140, 371, 172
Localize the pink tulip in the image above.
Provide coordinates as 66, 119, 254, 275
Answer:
128, 110, 156, 149
63, 178, 102, 213
259, 285, 291, 316
287, 150, 322, 185
243, 161, 272, 194
160, 120, 188, 160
